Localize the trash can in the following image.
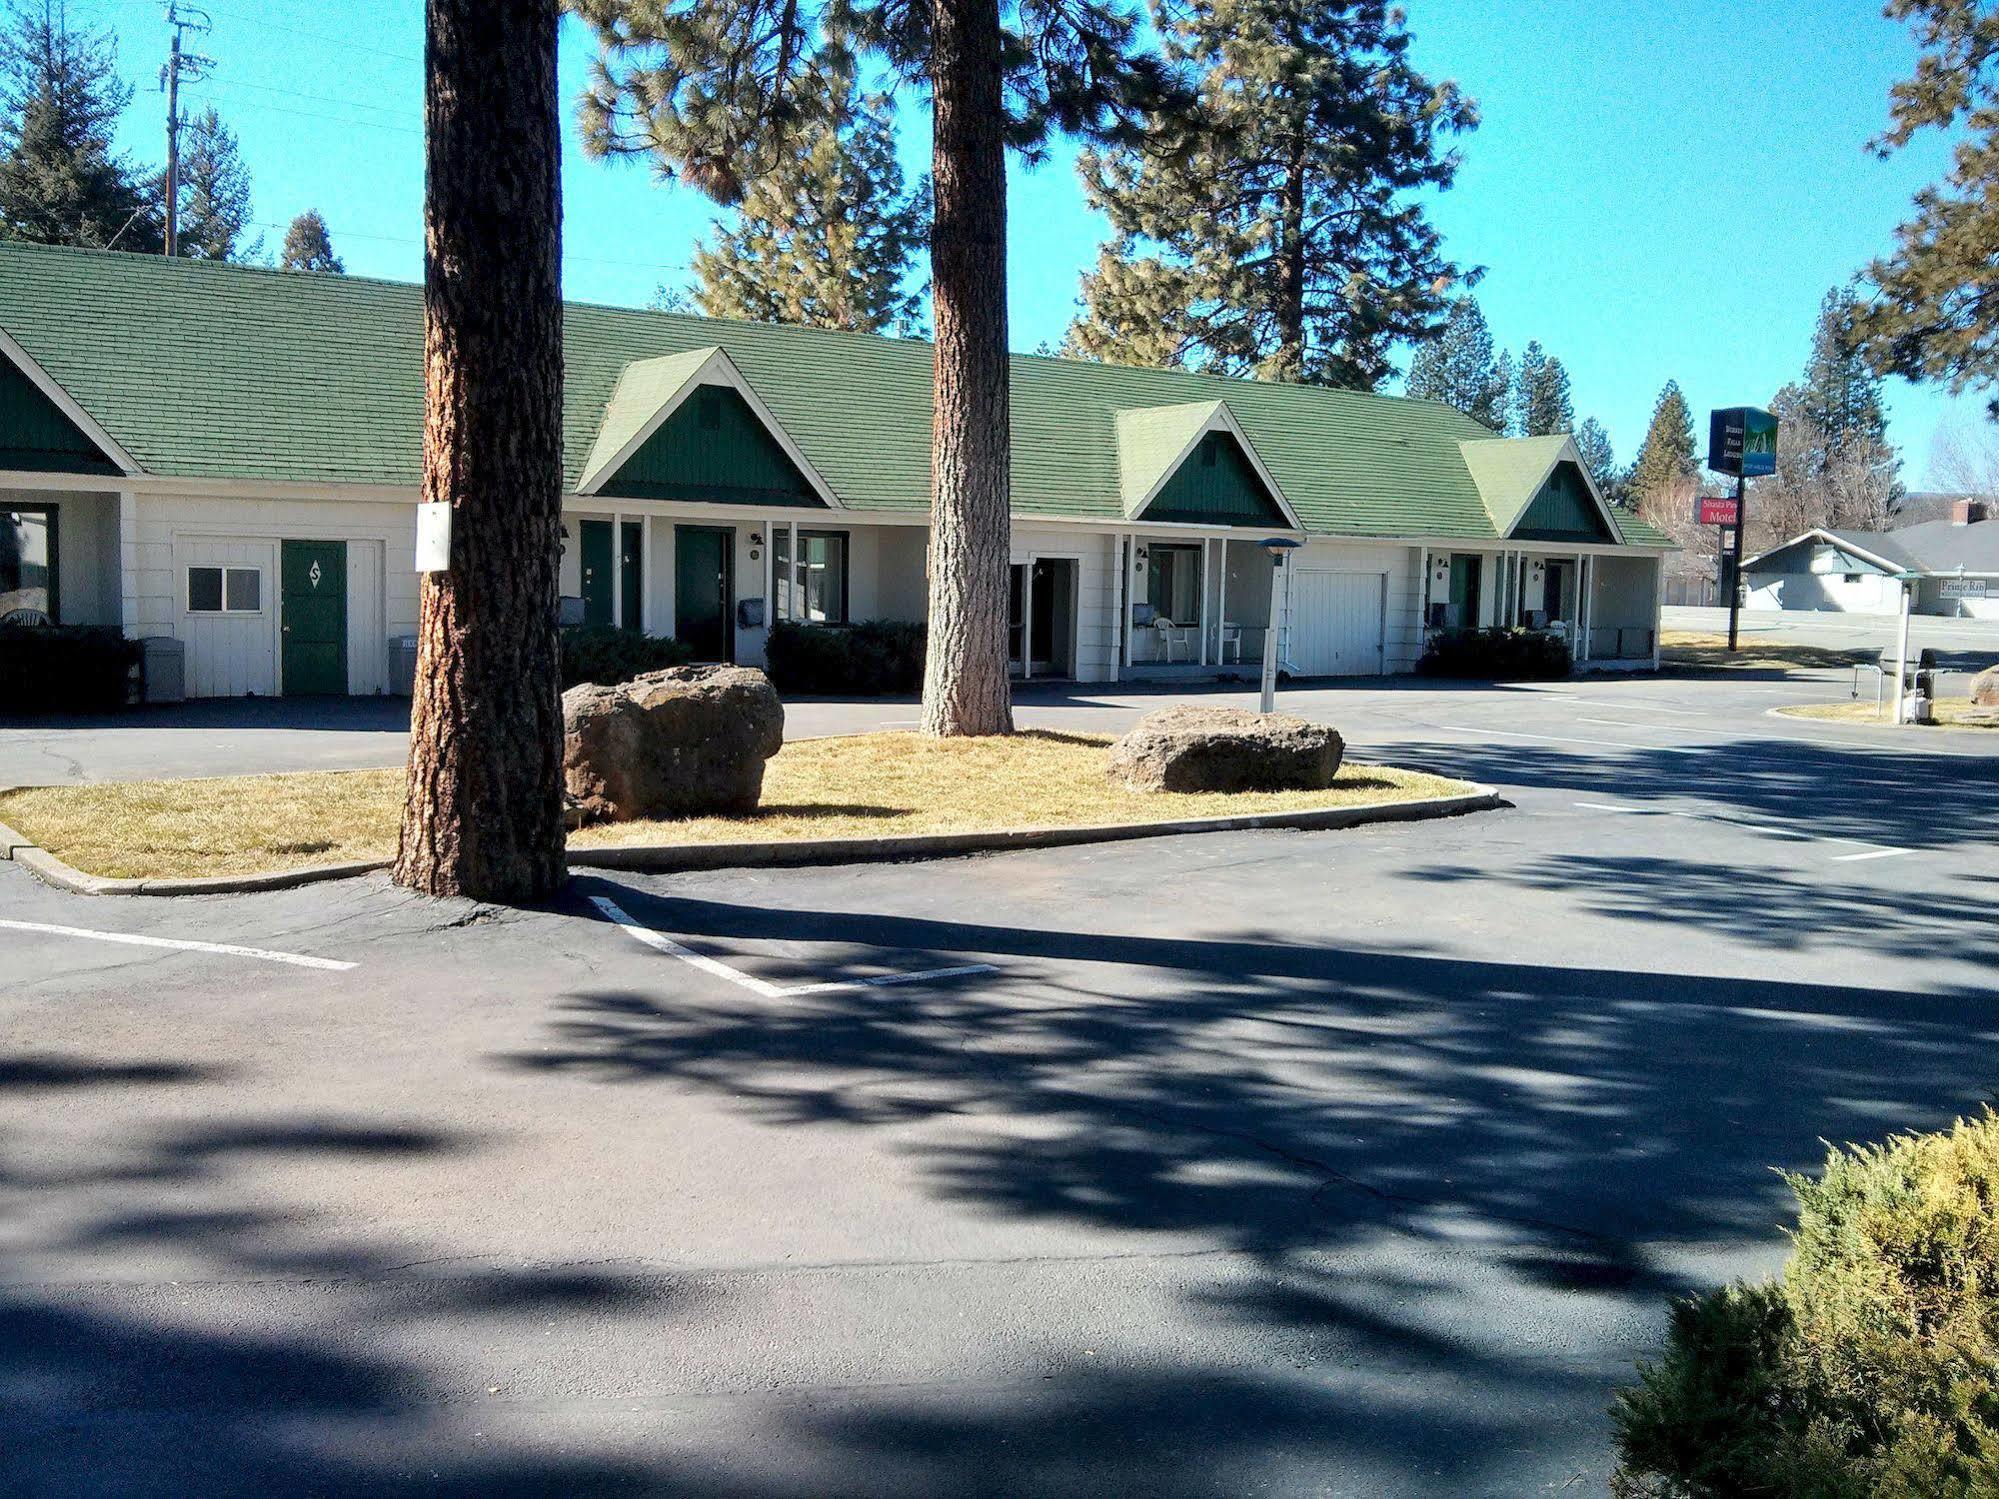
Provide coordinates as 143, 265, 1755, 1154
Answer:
140, 636, 185, 704
391, 635, 419, 696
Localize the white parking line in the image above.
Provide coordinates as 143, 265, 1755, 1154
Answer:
0, 919, 356, 971
1570, 803, 1910, 861
1437, 725, 1698, 754
589, 896, 996, 996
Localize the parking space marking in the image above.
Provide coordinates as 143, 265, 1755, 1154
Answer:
0, 918, 356, 971
1570, 803, 1910, 861
589, 896, 996, 996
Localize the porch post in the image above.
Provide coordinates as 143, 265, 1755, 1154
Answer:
1216, 539, 1229, 669
117, 489, 138, 639
786, 520, 799, 622
1022, 555, 1035, 681
640, 514, 655, 634
1197, 536, 1211, 667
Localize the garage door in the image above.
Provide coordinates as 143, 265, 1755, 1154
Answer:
1288, 570, 1386, 677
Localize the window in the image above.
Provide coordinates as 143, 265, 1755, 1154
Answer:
0, 505, 57, 621
772, 529, 849, 624
1147, 543, 1202, 624
187, 565, 262, 614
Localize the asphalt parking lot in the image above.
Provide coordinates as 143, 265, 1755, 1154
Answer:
3, 670, 1995, 1496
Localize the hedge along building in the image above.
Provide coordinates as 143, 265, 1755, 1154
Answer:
0, 242, 1671, 698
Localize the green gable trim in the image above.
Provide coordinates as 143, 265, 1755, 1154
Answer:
1141, 430, 1288, 527
0, 353, 118, 474
1512, 461, 1613, 543
597, 384, 824, 507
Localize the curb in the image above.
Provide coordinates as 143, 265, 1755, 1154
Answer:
0, 783, 1502, 896
567, 785, 1505, 875
1766, 704, 1998, 735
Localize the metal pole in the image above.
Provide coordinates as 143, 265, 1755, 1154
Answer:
1892, 577, 1912, 726
1726, 472, 1746, 650
1259, 555, 1284, 714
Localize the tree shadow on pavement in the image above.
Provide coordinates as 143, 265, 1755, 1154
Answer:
1391, 733, 1998, 851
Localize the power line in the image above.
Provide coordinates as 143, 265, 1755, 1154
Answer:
160, 1, 216, 257
203, 76, 414, 122
176, 0, 421, 64
200, 92, 423, 136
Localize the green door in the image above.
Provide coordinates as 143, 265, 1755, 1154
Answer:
674, 526, 732, 661
579, 519, 614, 627
281, 540, 347, 696
620, 520, 643, 632
1448, 553, 1482, 629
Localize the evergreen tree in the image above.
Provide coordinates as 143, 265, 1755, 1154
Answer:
173, 105, 256, 261
1062, 0, 1476, 390
571, 0, 1169, 736
1799, 286, 1890, 453
1518, 344, 1573, 436
0, 0, 158, 250
278, 208, 343, 272
1626, 380, 1698, 512
1405, 295, 1507, 430
1849, 0, 1999, 413
1574, 415, 1616, 493
689, 67, 927, 334
1512, 340, 1544, 436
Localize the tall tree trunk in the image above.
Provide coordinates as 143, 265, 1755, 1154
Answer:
395, 0, 567, 900
920, 0, 1014, 737
1273, 150, 1308, 382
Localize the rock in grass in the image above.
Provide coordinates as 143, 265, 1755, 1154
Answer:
1106, 705, 1343, 793
1973, 664, 1999, 708
563, 665, 783, 823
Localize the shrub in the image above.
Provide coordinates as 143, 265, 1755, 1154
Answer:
0, 625, 141, 714
1611, 1110, 1999, 1498
558, 626, 693, 690
1415, 626, 1571, 681
765, 620, 925, 696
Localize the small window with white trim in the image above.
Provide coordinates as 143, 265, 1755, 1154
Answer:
187, 565, 262, 614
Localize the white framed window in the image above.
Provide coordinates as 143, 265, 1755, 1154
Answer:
187, 565, 263, 614
772, 529, 849, 624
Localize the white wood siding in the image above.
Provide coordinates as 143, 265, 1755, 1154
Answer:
127, 494, 414, 696
1011, 526, 1119, 682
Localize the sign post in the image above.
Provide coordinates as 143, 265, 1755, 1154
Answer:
1708, 408, 1777, 650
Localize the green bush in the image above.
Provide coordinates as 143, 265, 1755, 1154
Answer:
0, 625, 141, 714
1415, 626, 1572, 680
1612, 1110, 1999, 1498
765, 620, 925, 696
558, 626, 693, 690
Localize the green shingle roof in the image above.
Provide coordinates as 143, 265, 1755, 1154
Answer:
577, 347, 720, 492
0, 241, 1669, 547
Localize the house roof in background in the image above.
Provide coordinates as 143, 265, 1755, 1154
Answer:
1744, 519, 1999, 576
0, 241, 1670, 547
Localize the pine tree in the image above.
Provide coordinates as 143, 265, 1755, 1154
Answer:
1517, 345, 1573, 436
1512, 341, 1544, 436
1061, 0, 1476, 390
278, 208, 343, 272
690, 68, 927, 334
1574, 415, 1616, 492
1626, 380, 1698, 512
1405, 296, 1507, 431
571, 0, 1168, 736
173, 105, 256, 261
1849, 0, 1999, 413
395, 0, 568, 900
0, 0, 158, 250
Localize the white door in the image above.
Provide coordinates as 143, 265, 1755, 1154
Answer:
1288, 570, 1386, 677
173, 536, 279, 697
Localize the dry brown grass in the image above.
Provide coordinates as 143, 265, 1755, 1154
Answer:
0, 731, 1473, 880
1775, 699, 1997, 731
1661, 630, 1872, 672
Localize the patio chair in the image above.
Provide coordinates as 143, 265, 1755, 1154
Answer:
1152, 617, 1194, 663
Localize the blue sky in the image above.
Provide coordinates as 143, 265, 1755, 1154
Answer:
67, 0, 1987, 487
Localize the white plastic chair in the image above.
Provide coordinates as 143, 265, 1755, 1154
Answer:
1152, 617, 1193, 663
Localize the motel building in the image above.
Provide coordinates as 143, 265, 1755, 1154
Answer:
0, 244, 1671, 699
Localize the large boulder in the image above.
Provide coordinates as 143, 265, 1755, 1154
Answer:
1106, 705, 1344, 793
563, 665, 784, 823
1973, 664, 1999, 708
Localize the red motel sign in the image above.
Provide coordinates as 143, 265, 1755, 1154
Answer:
1697, 495, 1740, 528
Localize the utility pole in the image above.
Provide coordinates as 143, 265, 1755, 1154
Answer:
160, 3, 214, 258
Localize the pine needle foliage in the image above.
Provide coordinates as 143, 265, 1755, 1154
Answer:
1062, 0, 1476, 390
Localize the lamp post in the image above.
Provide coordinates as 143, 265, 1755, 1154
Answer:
1258, 537, 1301, 714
